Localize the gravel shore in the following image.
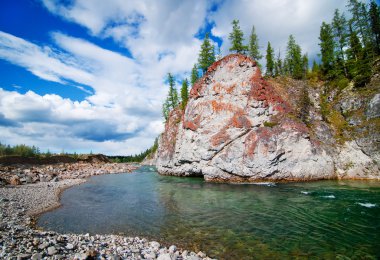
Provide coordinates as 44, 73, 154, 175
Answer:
0, 166, 213, 259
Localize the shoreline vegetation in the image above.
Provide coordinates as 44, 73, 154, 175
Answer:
0, 162, 213, 259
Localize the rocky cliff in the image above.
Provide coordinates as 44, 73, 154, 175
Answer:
155, 54, 380, 182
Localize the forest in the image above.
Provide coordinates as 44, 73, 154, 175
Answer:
162, 0, 380, 119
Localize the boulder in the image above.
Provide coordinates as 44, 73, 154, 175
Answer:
9, 175, 21, 185
366, 93, 380, 119
156, 54, 336, 182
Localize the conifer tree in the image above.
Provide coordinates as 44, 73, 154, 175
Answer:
312, 60, 319, 73
347, 23, 363, 63
302, 54, 309, 79
274, 49, 283, 76
265, 42, 275, 76
180, 79, 189, 110
286, 35, 303, 79
332, 9, 349, 76
229, 19, 248, 54
298, 86, 311, 125
248, 25, 262, 63
369, 1, 380, 54
347, 0, 372, 50
319, 22, 335, 75
167, 73, 179, 109
162, 100, 170, 121
198, 33, 215, 73
191, 64, 199, 86
162, 73, 179, 120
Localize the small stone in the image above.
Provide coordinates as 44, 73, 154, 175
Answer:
144, 252, 156, 259
150, 241, 160, 250
17, 253, 31, 260
157, 253, 174, 260
66, 243, 74, 250
38, 241, 49, 249
197, 251, 206, 258
74, 253, 88, 260
181, 250, 188, 258
9, 175, 21, 185
47, 246, 57, 255
31, 253, 42, 260
168, 245, 177, 253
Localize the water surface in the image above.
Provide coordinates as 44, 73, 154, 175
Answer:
38, 166, 380, 259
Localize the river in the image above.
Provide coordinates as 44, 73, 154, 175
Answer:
38, 166, 380, 259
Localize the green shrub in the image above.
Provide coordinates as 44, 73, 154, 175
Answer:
263, 121, 277, 128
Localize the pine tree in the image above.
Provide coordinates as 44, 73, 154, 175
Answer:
167, 73, 179, 109
347, 22, 371, 87
347, 0, 372, 51
229, 19, 248, 54
319, 22, 335, 75
332, 9, 349, 76
162, 93, 170, 121
191, 64, 199, 86
198, 32, 215, 73
369, 1, 380, 54
298, 86, 311, 125
286, 35, 303, 79
312, 60, 319, 73
162, 73, 179, 120
302, 54, 309, 79
248, 25, 262, 64
180, 78, 189, 110
265, 42, 275, 76
274, 49, 283, 76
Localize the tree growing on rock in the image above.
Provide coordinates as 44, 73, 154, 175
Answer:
162, 73, 179, 120
180, 78, 189, 110
332, 9, 349, 77
265, 41, 275, 76
319, 22, 335, 76
286, 35, 303, 79
369, 0, 380, 54
302, 54, 309, 79
274, 49, 283, 76
198, 32, 215, 73
191, 64, 199, 86
298, 86, 311, 125
248, 25, 262, 64
229, 19, 248, 54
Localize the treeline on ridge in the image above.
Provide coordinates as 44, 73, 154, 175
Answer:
162, 0, 380, 120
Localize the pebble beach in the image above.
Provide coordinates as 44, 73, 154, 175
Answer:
0, 163, 212, 260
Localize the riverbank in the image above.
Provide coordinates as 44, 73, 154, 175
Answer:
0, 162, 139, 186
0, 165, 213, 259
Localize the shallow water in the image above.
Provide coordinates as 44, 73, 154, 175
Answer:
38, 166, 380, 259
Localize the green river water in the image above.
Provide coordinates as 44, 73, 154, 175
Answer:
38, 166, 380, 259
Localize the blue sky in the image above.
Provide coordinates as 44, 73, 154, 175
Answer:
0, 0, 373, 155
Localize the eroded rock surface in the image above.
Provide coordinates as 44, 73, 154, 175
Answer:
156, 54, 372, 181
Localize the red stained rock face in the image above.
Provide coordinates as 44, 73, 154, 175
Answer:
155, 54, 369, 182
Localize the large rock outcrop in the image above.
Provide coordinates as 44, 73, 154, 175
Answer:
156, 54, 379, 182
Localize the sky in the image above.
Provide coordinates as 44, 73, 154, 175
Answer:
0, 0, 375, 155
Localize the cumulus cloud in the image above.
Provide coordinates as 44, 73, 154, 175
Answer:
211, 0, 370, 62
0, 88, 163, 154
0, 0, 369, 154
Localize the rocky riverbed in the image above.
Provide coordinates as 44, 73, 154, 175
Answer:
0, 165, 213, 259
0, 163, 139, 186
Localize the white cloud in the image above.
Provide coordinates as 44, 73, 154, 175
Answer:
210, 0, 370, 62
0, 0, 370, 154
0, 32, 94, 84
0, 88, 163, 154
